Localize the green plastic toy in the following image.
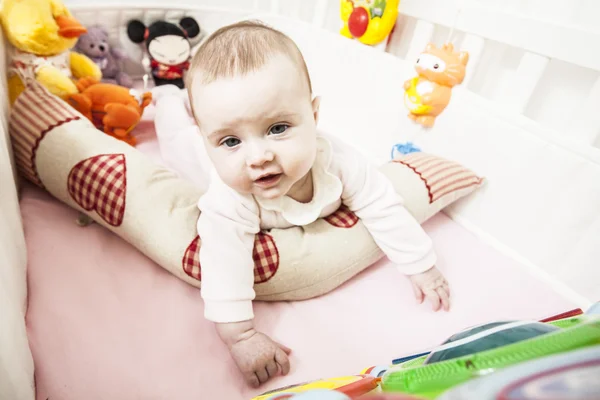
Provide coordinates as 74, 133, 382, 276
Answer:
380, 316, 600, 399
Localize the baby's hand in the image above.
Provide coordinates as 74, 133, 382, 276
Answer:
230, 331, 291, 387
408, 266, 450, 312
217, 321, 291, 388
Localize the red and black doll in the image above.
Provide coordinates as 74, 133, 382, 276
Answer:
127, 17, 200, 89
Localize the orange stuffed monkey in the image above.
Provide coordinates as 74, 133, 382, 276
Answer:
66, 77, 152, 145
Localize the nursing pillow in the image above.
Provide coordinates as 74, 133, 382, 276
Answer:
8, 80, 484, 301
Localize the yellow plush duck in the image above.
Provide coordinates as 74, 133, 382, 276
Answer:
0, 0, 102, 104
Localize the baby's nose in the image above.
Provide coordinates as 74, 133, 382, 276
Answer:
246, 144, 274, 167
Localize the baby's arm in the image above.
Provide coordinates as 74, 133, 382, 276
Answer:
152, 85, 213, 192
332, 137, 450, 310
198, 182, 291, 386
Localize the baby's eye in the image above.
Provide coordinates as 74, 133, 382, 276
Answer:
222, 137, 241, 148
269, 124, 288, 135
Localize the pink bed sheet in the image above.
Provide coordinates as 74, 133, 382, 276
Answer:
22, 110, 576, 400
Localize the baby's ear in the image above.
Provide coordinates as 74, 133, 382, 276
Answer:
311, 96, 321, 124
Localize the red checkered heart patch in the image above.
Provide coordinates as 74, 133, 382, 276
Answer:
182, 235, 201, 280
67, 154, 127, 227
325, 205, 359, 228
182, 232, 280, 283
253, 232, 279, 284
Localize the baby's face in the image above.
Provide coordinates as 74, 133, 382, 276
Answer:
191, 54, 319, 199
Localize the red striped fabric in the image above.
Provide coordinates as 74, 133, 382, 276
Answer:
394, 152, 483, 203
8, 81, 80, 188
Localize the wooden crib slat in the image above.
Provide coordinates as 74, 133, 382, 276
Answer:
289, 0, 302, 20
405, 20, 435, 64
400, 0, 461, 27
401, 0, 600, 72
569, 76, 600, 146
312, 0, 330, 28
165, 10, 186, 24
460, 33, 485, 87
143, 9, 168, 26
270, 0, 280, 14
504, 52, 549, 114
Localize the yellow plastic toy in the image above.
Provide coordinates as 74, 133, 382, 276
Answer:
340, 0, 399, 46
252, 375, 380, 399
0, 0, 102, 104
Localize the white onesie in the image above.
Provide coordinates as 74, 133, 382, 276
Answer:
153, 89, 437, 324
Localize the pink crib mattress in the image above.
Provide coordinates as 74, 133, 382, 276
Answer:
21, 110, 576, 400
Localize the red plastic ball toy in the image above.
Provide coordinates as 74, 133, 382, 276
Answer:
348, 6, 369, 37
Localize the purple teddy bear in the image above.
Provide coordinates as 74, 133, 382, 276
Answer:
75, 25, 134, 88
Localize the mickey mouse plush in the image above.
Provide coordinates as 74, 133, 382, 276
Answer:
127, 17, 200, 89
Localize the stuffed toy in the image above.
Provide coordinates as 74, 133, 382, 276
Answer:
404, 42, 469, 128
127, 17, 201, 89
66, 77, 152, 146
0, 0, 102, 105
74, 25, 134, 88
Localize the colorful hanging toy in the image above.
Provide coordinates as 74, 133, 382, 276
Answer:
404, 42, 469, 128
340, 0, 400, 46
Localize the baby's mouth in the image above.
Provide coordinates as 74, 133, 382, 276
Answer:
254, 173, 283, 188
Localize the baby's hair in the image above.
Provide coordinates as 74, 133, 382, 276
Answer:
186, 20, 312, 116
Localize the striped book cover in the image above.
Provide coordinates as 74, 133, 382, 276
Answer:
9, 81, 81, 188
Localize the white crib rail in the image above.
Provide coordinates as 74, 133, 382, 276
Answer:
391, 0, 600, 149
385, 0, 600, 304
0, 27, 35, 400
1, 1, 599, 397
67, 0, 600, 150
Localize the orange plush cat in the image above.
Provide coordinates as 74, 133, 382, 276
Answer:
66, 77, 152, 146
404, 42, 469, 128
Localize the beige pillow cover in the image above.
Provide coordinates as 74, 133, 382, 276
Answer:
9, 82, 484, 301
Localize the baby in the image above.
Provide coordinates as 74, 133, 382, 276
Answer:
155, 20, 451, 388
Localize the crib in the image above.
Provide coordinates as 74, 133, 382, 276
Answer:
1, 0, 599, 399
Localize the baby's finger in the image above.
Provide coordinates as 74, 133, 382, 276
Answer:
424, 289, 441, 312
443, 282, 450, 297
411, 281, 424, 304
247, 372, 260, 388
275, 348, 291, 376
437, 286, 450, 311
266, 361, 278, 378
276, 341, 292, 355
256, 367, 269, 384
